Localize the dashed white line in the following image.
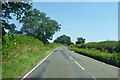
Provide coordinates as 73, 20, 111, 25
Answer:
69, 56, 73, 60
74, 61, 85, 70
92, 77, 96, 80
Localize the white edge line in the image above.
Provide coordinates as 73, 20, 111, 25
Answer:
74, 61, 85, 70
21, 47, 58, 79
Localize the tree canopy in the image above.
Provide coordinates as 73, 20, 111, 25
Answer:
53, 35, 71, 45
2, 2, 32, 36
76, 37, 85, 44
20, 8, 61, 44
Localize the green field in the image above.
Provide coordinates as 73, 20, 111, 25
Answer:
68, 41, 120, 67
2, 34, 63, 78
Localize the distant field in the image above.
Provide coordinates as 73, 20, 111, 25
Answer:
2, 34, 63, 78
68, 41, 120, 67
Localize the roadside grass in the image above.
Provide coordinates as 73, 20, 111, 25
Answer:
2, 34, 63, 78
68, 46, 120, 67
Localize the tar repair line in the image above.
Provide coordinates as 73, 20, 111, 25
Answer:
20, 47, 58, 80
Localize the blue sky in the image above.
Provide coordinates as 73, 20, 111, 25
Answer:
14, 2, 118, 43
32, 2, 118, 43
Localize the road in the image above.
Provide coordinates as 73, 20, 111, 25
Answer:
24, 46, 118, 79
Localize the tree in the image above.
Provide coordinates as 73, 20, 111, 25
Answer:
20, 8, 61, 44
2, 2, 32, 36
54, 35, 71, 45
71, 42, 74, 44
76, 37, 85, 44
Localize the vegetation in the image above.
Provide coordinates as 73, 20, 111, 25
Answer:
20, 8, 61, 44
76, 37, 85, 44
2, 2, 32, 36
2, 34, 63, 78
2, 2, 119, 79
53, 35, 71, 45
2, 2, 62, 79
68, 41, 120, 67
2, 2, 61, 44
71, 41, 118, 53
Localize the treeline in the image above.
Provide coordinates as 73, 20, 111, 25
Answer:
53, 35, 85, 45
68, 41, 120, 67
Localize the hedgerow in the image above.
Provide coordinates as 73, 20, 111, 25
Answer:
2, 34, 44, 58
2, 34, 63, 78
69, 41, 119, 53
68, 41, 120, 67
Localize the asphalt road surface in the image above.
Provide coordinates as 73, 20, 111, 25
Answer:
24, 46, 118, 79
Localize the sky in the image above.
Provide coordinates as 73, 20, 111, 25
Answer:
32, 2, 118, 43
14, 2, 118, 43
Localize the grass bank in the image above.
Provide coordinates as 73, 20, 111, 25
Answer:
68, 41, 120, 68
2, 34, 63, 78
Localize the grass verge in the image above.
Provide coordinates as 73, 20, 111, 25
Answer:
2, 34, 63, 78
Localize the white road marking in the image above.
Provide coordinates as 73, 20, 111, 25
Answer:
74, 61, 85, 70
69, 56, 73, 60
92, 77, 96, 80
20, 48, 58, 80
69, 49, 119, 69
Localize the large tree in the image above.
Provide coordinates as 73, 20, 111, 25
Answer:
20, 8, 61, 44
54, 35, 71, 45
76, 37, 85, 44
2, 2, 32, 36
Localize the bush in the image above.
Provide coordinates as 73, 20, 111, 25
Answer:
70, 41, 119, 53
2, 34, 44, 58
68, 47, 120, 67
68, 41, 120, 67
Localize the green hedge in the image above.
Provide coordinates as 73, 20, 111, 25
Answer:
68, 47, 120, 67
2, 34, 44, 58
69, 41, 119, 53
68, 41, 120, 68
2, 34, 63, 78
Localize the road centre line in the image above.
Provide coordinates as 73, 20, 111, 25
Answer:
74, 61, 85, 70
92, 77, 96, 80
20, 48, 58, 79
69, 56, 73, 60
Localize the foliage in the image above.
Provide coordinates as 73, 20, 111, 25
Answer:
2, 2, 32, 36
54, 35, 71, 45
68, 41, 120, 67
2, 34, 63, 78
76, 37, 85, 44
70, 41, 118, 53
20, 8, 61, 44
68, 47, 120, 67
2, 34, 44, 58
